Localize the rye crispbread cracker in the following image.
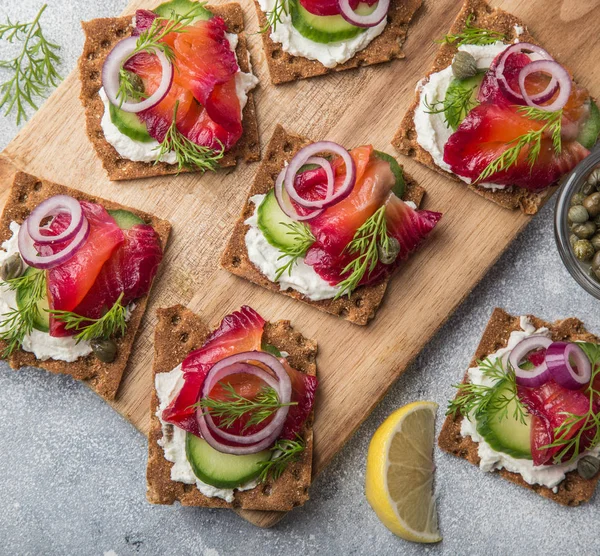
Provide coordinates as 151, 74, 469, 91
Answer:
79, 3, 260, 181
439, 308, 600, 506
220, 125, 427, 326
392, 0, 557, 215
146, 305, 317, 511
255, 0, 423, 85
0, 172, 171, 401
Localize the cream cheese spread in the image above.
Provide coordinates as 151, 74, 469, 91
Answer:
460, 316, 600, 489
257, 0, 386, 68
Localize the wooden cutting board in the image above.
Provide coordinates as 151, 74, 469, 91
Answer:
1, 0, 598, 528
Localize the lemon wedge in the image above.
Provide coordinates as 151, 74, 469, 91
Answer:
365, 401, 441, 543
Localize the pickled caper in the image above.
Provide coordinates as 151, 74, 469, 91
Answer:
91, 338, 117, 363
587, 167, 600, 190
0, 253, 24, 281
378, 237, 400, 265
577, 455, 600, 480
568, 205, 589, 223
584, 193, 600, 218
570, 192, 586, 207
591, 234, 600, 252
452, 51, 478, 79
572, 221, 597, 239
581, 181, 596, 195
574, 239, 595, 261
570, 234, 579, 248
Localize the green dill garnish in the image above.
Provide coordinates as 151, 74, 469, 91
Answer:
439, 14, 506, 47
49, 292, 127, 344
0, 4, 61, 124
0, 268, 46, 358
423, 83, 480, 130
200, 383, 297, 432
154, 100, 225, 172
476, 106, 563, 184
260, 0, 290, 33
446, 355, 528, 425
274, 221, 316, 281
257, 436, 305, 482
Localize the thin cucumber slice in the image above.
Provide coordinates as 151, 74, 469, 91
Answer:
577, 100, 600, 150
374, 150, 405, 199
257, 189, 302, 251
108, 209, 145, 230
154, 0, 212, 21
109, 103, 153, 143
186, 433, 272, 488
16, 267, 49, 333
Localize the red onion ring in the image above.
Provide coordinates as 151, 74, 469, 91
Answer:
545, 342, 592, 390
102, 36, 174, 113
338, 0, 389, 28
518, 59, 572, 112
495, 42, 555, 104
274, 168, 324, 222
284, 141, 356, 210
508, 335, 553, 387
305, 156, 335, 199
26, 195, 85, 245
18, 215, 90, 270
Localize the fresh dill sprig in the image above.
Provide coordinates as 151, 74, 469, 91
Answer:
446, 355, 528, 425
439, 14, 506, 47
116, 69, 145, 105
154, 100, 224, 172
476, 107, 563, 184
423, 83, 479, 130
0, 4, 61, 125
541, 343, 600, 464
0, 268, 46, 358
257, 436, 305, 483
50, 292, 127, 344
260, 0, 289, 33
334, 206, 391, 299
200, 383, 297, 432
274, 221, 315, 281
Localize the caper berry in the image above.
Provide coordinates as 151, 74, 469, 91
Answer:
91, 338, 117, 363
591, 234, 600, 252
378, 237, 400, 265
577, 455, 600, 480
574, 239, 595, 261
570, 234, 579, 248
581, 181, 596, 195
593, 251, 600, 271
572, 221, 597, 239
452, 51, 478, 80
0, 253, 24, 281
584, 192, 600, 218
587, 167, 600, 190
568, 205, 589, 223
570, 192, 586, 207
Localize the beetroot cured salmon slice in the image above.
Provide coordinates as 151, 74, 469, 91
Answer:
299, 0, 377, 16
39, 202, 124, 337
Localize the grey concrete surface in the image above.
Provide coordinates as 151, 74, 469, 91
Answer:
0, 1, 598, 555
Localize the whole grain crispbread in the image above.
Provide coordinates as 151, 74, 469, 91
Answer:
146, 304, 317, 510
439, 307, 600, 506
392, 0, 557, 215
79, 3, 260, 181
255, 0, 423, 85
1, 171, 171, 400
220, 124, 428, 325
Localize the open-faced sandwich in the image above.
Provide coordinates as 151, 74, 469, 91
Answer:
255, 0, 422, 84
147, 305, 317, 510
0, 172, 170, 400
393, 0, 600, 214
79, 0, 260, 180
440, 308, 600, 506
222, 125, 441, 325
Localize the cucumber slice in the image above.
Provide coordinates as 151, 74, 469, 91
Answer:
374, 150, 405, 199
477, 382, 532, 459
16, 267, 49, 333
577, 100, 600, 150
290, 0, 374, 44
257, 189, 302, 252
444, 73, 484, 130
108, 209, 145, 230
109, 103, 153, 143
154, 0, 212, 21
186, 433, 272, 488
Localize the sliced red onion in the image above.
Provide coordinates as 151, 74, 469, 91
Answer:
284, 141, 356, 210
509, 335, 553, 387
495, 42, 555, 103
102, 36, 173, 113
305, 156, 335, 199
518, 60, 572, 112
274, 168, 323, 222
545, 342, 592, 390
26, 195, 85, 245
338, 0, 389, 28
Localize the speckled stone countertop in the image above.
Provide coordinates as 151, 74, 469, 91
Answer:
1, 1, 599, 555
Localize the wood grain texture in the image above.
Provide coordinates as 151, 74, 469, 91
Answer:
1, 0, 599, 528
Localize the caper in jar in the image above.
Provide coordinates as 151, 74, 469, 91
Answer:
577, 455, 600, 480
452, 51, 478, 79
91, 338, 117, 363
570, 192, 586, 207
568, 205, 589, 223
574, 239, 595, 261
581, 181, 596, 195
583, 193, 600, 218
587, 168, 600, 190
572, 221, 597, 239
570, 234, 579, 248
378, 237, 400, 265
0, 253, 24, 281
591, 234, 600, 252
